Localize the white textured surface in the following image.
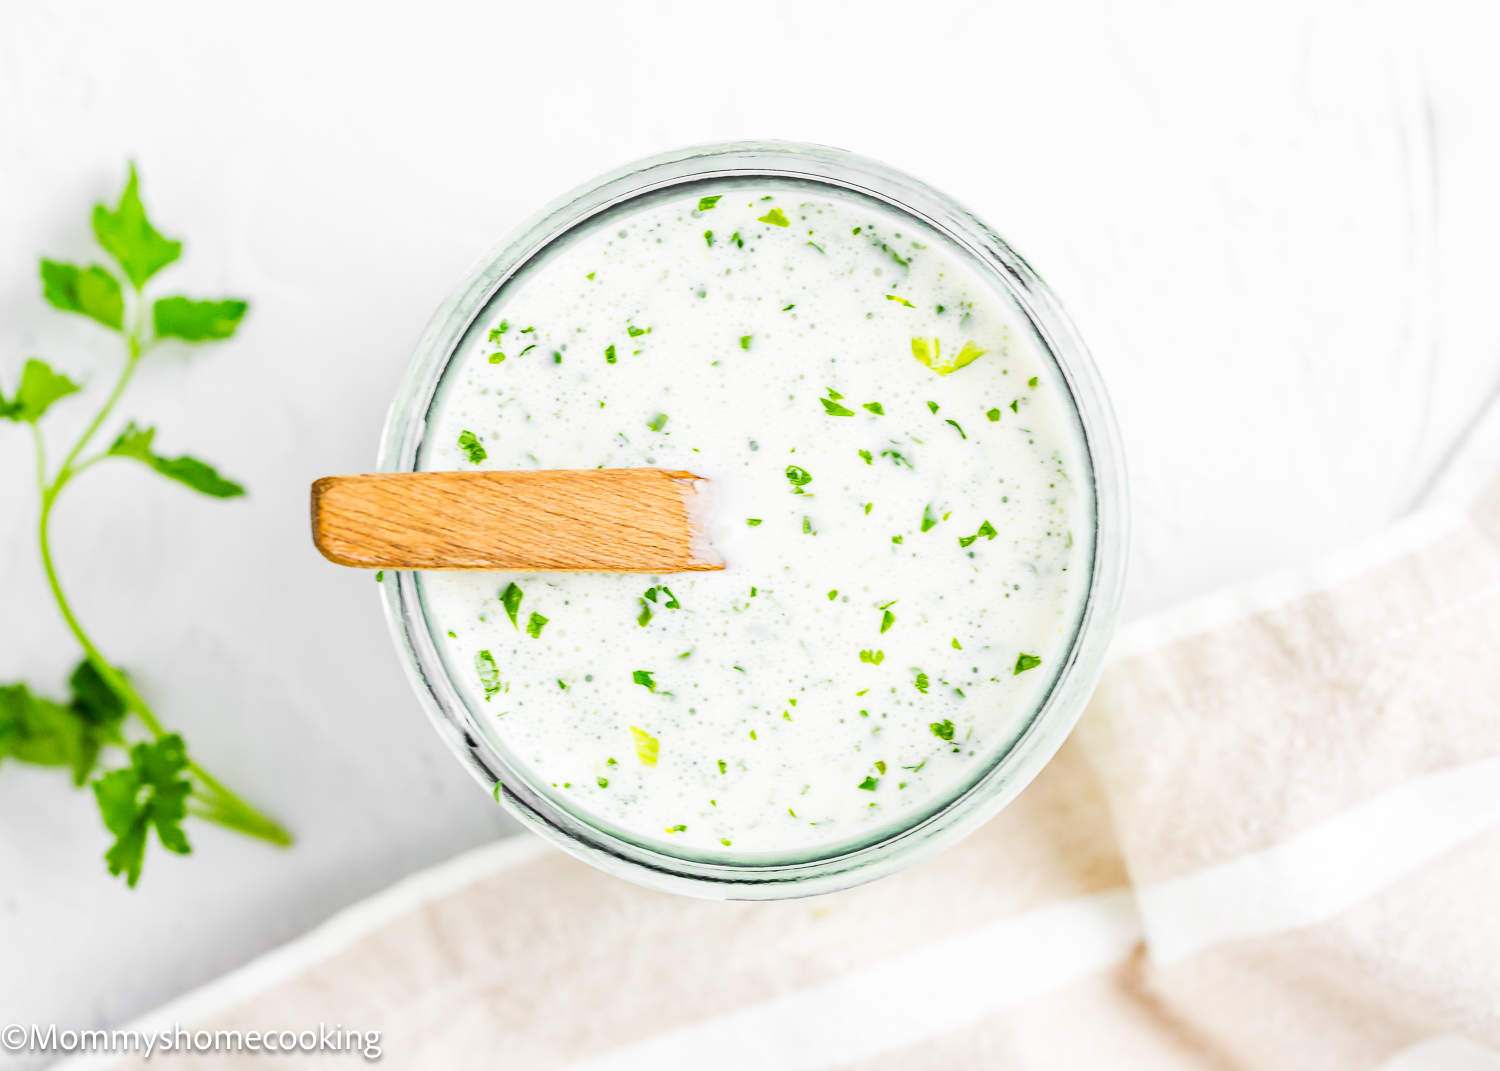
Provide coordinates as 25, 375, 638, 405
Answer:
0, 0, 1497, 1043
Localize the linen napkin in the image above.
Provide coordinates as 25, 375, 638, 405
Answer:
69, 408, 1500, 1071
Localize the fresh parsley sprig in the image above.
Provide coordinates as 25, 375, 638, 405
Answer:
0, 164, 291, 887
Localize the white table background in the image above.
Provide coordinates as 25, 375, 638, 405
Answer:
2, 0, 1497, 1048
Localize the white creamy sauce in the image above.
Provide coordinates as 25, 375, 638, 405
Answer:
417, 184, 1091, 857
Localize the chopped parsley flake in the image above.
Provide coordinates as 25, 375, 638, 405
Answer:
958, 521, 999, 549
785, 464, 812, 492
986, 407, 1002, 422
858, 449, 873, 465
475, 650, 501, 700
500, 582, 523, 627
920, 504, 940, 532
525, 612, 548, 639
746, 518, 763, 527
758, 207, 790, 227
604, 343, 617, 364
820, 395, 856, 417
718, 759, 727, 774
914, 671, 930, 694
665, 824, 687, 833
631, 669, 657, 692
880, 608, 896, 633
930, 719, 955, 741
1013, 653, 1042, 675
859, 649, 885, 665
597, 776, 609, 788
647, 412, 668, 432
704, 230, 713, 246
1028, 376, 1039, 388
946, 418, 967, 440
457, 430, 487, 463
910, 337, 987, 376
631, 726, 659, 766
698, 195, 721, 211
885, 294, 915, 308
739, 334, 752, 350
863, 402, 884, 415
857, 776, 879, 791
627, 325, 649, 337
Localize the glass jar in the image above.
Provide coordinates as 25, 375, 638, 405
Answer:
377, 141, 1129, 899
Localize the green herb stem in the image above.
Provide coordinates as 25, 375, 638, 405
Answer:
29, 290, 291, 848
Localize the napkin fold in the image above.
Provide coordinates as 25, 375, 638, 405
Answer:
76, 409, 1500, 1071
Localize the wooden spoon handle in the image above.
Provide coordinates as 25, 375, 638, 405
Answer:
310, 469, 723, 572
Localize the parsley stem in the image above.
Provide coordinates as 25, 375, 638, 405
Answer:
51, 334, 143, 493
29, 290, 291, 849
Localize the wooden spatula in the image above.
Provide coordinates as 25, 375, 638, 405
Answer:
310, 469, 723, 572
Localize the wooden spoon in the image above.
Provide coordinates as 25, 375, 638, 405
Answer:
310, 469, 723, 573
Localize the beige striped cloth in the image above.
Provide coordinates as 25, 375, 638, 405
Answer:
83, 415, 1500, 1071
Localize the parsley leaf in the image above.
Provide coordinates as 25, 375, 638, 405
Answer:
697, 195, 721, 211
785, 464, 812, 492
1013, 653, 1042, 675
857, 775, 879, 791
820, 396, 856, 417
930, 719, 955, 741
153, 297, 248, 341
93, 734, 193, 888
525, 612, 548, 639
632, 669, 657, 692
758, 207, 790, 227
107, 423, 245, 497
885, 294, 915, 308
0, 358, 80, 423
91, 163, 182, 288
40, 260, 125, 330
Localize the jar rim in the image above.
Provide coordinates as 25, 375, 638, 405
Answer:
377, 140, 1130, 899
